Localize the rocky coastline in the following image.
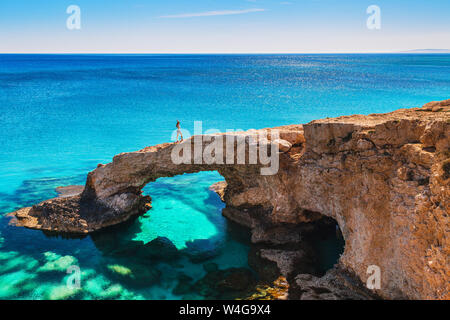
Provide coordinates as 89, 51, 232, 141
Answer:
8, 99, 450, 300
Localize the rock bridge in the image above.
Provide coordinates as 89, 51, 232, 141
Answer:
9, 100, 450, 300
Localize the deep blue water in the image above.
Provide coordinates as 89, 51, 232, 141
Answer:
0, 54, 449, 299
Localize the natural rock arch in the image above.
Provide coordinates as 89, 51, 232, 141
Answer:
9, 101, 450, 300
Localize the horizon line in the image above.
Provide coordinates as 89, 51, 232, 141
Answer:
1, 51, 450, 55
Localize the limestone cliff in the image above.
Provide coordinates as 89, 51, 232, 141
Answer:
8, 100, 450, 300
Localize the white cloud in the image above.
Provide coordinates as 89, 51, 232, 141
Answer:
159, 8, 265, 19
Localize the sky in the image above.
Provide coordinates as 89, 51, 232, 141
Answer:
0, 0, 449, 53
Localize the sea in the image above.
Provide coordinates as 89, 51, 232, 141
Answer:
0, 54, 449, 299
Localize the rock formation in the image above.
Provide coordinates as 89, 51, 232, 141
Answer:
289, 267, 377, 300
8, 100, 450, 300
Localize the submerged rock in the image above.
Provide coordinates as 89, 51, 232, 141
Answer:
0, 251, 39, 274
0, 270, 37, 299
109, 240, 145, 257
172, 274, 194, 296
47, 285, 82, 300
107, 264, 132, 276
203, 262, 219, 273
216, 268, 255, 292
105, 262, 161, 287
194, 267, 256, 299
100, 284, 124, 299
138, 236, 178, 260
38, 253, 78, 273
184, 239, 221, 262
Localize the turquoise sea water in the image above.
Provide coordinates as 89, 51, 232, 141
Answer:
0, 54, 450, 299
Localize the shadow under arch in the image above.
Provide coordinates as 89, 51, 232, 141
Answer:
90, 170, 252, 263
87, 171, 258, 299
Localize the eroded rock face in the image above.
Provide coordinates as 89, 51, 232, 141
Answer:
8, 192, 151, 234
290, 267, 376, 300
8, 101, 449, 300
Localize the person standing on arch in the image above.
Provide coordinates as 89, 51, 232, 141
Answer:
176, 120, 183, 142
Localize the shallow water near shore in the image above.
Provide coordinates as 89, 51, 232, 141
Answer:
0, 171, 252, 299
1, 54, 450, 299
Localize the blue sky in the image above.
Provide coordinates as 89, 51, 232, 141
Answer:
0, 0, 449, 53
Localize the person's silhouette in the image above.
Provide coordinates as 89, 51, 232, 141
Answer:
176, 120, 183, 142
